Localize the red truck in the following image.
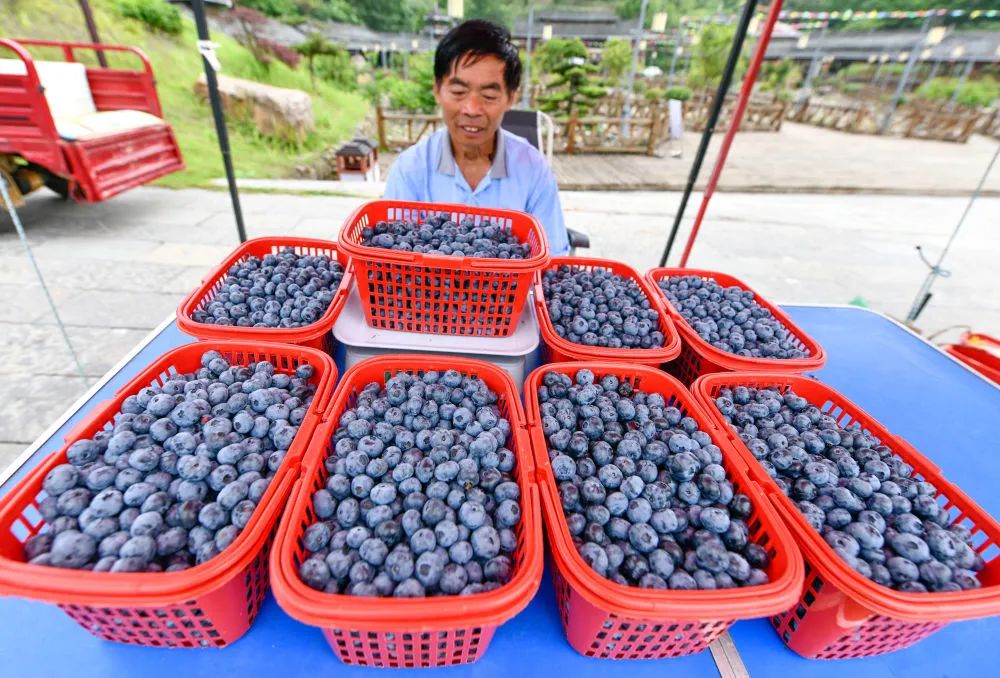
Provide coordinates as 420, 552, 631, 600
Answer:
0, 38, 184, 205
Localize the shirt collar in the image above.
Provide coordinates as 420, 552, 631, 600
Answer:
437, 129, 508, 180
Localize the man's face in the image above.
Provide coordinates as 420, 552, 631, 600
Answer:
435, 54, 514, 148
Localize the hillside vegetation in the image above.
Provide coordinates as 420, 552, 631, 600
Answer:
1, 0, 367, 187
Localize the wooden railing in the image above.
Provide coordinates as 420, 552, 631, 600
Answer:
786, 98, 879, 134
899, 105, 982, 143
375, 106, 443, 151
558, 108, 669, 155
681, 90, 788, 132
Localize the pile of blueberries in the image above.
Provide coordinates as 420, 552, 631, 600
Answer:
360, 215, 531, 259
23, 350, 318, 573
542, 266, 666, 350
539, 369, 771, 590
297, 370, 522, 597
657, 275, 809, 359
715, 386, 984, 592
192, 247, 345, 329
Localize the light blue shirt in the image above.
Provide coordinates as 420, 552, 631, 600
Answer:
384, 127, 570, 255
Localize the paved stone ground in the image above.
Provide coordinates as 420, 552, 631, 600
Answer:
376, 124, 1000, 195
1, 186, 997, 474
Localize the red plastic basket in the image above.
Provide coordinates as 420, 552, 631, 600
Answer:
337, 200, 549, 337
523, 362, 804, 660
271, 355, 544, 667
645, 268, 825, 384
691, 372, 1000, 659
534, 257, 681, 367
0, 341, 337, 647
176, 237, 353, 351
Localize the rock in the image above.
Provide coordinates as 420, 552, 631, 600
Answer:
195, 74, 314, 143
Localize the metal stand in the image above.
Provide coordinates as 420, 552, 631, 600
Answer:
0, 176, 88, 384
658, 0, 759, 267
906, 143, 999, 323
191, 0, 247, 243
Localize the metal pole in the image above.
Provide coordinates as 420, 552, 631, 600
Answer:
658, 0, 759, 267
522, 0, 535, 109
800, 23, 827, 99
906, 143, 999, 323
0, 176, 88, 384
677, 0, 783, 268
667, 19, 684, 89
623, 0, 650, 136
947, 57, 975, 111
78, 0, 107, 68
927, 56, 943, 83
880, 15, 932, 135
191, 0, 247, 243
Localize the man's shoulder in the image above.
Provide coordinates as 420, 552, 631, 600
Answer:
500, 128, 548, 169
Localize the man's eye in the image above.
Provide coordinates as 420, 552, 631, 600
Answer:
449, 88, 467, 96
483, 95, 498, 103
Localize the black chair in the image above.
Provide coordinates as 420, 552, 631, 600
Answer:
501, 109, 590, 253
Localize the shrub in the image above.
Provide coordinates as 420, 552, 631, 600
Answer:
644, 87, 665, 102
116, 0, 183, 35
665, 86, 692, 101
260, 39, 301, 69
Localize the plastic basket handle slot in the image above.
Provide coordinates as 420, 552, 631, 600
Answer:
837, 593, 876, 627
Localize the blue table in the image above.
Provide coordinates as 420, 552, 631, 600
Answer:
1, 306, 997, 677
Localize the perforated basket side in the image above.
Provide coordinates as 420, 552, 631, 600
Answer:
337, 201, 549, 337
269, 355, 544, 666
524, 362, 804, 623
646, 267, 825, 375
769, 559, 947, 659
0, 342, 335, 609
691, 372, 1000, 624
176, 236, 352, 346
534, 258, 681, 365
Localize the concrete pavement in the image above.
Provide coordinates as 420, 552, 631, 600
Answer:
1, 186, 997, 473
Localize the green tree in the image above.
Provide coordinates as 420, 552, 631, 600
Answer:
760, 59, 802, 95
687, 24, 745, 90
601, 38, 632, 86
537, 37, 588, 76
466, 0, 514, 28
538, 57, 607, 118
294, 32, 341, 88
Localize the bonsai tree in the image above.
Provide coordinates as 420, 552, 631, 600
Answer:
538, 56, 607, 118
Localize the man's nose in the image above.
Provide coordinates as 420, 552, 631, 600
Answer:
460, 94, 486, 118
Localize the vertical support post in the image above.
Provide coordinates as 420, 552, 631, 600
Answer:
376, 106, 387, 150
191, 0, 247, 243
658, 0, 760, 267
676, 0, 783, 267
623, 0, 650, 137
667, 19, 684, 90
801, 23, 828, 98
522, 0, 535, 109
78, 0, 107, 68
880, 14, 932, 135
947, 57, 975, 111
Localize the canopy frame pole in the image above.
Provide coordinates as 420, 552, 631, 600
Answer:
657, 0, 761, 267
677, 0, 784, 268
191, 0, 247, 243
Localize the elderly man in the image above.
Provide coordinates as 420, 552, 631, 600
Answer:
383, 20, 570, 255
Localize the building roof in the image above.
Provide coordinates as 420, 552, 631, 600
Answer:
766, 29, 1000, 64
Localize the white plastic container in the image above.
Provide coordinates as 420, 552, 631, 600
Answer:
333, 283, 541, 390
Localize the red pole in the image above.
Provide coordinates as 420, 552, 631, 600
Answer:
678, 0, 784, 267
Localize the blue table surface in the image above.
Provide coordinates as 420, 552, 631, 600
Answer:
1, 306, 997, 677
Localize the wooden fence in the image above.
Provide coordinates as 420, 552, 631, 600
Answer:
684, 91, 788, 133
375, 107, 443, 151
786, 98, 880, 134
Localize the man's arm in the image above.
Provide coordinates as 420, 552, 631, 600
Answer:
526, 165, 571, 255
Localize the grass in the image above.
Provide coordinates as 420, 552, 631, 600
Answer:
0, 0, 368, 188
